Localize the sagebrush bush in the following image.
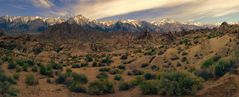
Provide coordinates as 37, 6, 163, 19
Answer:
40, 65, 53, 76
56, 73, 67, 84
71, 73, 88, 84
99, 67, 110, 72
141, 63, 149, 68
85, 54, 93, 62
201, 55, 221, 68
31, 65, 38, 72
114, 74, 122, 81
72, 64, 81, 68
22, 63, 29, 71
158, 71, 202, 96
201, 58, 214, 68
144, 73, 156, 80
195, 69, 213, 80
214, 59, 235, 77
120, 54, 128, 60
130, 76, 144, 86
67, 81, 86, 93
109, 68, 122, 75
87, 80, 114, 95
118, 81, 132, 91
56, 72, 88, 84
8, 62, 16, 69
96, 72, 108, 80
49, 61, 63, 70
140, 80, 159, 95
25, 74, 38, 85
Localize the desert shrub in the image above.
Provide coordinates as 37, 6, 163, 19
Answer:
144, 48, 156, 56
56, 73, 68, 84
67, 81, 86, 93
12, 73, 19, 80
15, 65, 22, 72
144, 73, 156, 80
114, 74, 122, 81
181, 57, 188, 62
56, 72, 88, 93
72, 64, 81, 68
201, 55, 221, 68
22, 63, 29, 71
8, 62, 16, 69
179, 38, 190, 45
87, 80, 114, 95
71, 73, 88, 84
101, 55, 113, 65
141, 63, 149, 68
56, 72, 88, 84
151, 65, 159, 71
80, 62, 88, 67
117, 64, 126, 70
109, 68, 122, 75
40, 65, 53, 76
92, 62, 98, 67
201, 58, 214, 68
128, 69, 144, 76
31, 65, 38, 72
130, 76, 144, 86
140, 80, 159, 95
158, 71, 202, 96
214, 59, 235, 77
16, 60, 35, 66
120, 54, 128, 60
118, 81, 133, 91
85, 54, 93, 62
96, 72, 108, 80
48, 61, 62, 70
99, 67, 110, 72
194, 69, 213, 80
72, 63, 88, 68
25, 74, 38, 85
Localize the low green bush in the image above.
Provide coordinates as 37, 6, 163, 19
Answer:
48, 61, 63, 70
109, 68, 122, 75
140, 80, 159, 95
144, 73, 156, 80
25, 74, 38, 86
114, 74, 122, 81
214, 59, 235, 77
195, 69, 213, 80
118, 81, 132, 91
99, 67, 110, 72
56, 72, 88, 84
40, 65, 53, 76
85, 54, 93, 62
96, 72, 108, 80
158, 71, 202, 96
31, 65, 38, 72
141, 63, 149, 68
67, 81, 86, 93
8, 62, 16, 69
87, 80, 114, 95
201, 55, 221, 68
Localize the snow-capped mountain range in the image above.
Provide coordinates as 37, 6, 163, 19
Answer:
0, 15, 215, 33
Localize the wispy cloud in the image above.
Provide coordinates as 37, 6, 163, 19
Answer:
72, 0, 193, 19
1, 0, 239, 23
31, 0, 54, 9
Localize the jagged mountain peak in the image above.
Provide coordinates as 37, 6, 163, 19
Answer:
151, 18, 179, 26
67, 14, 90, 25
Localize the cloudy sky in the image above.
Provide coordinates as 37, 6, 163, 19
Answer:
1, 0, 239, 23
